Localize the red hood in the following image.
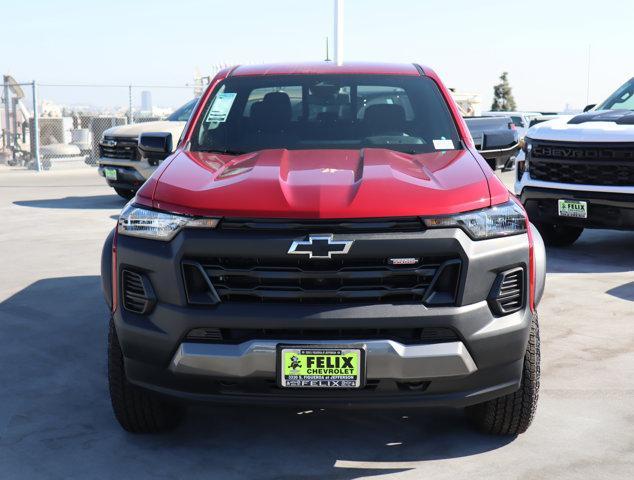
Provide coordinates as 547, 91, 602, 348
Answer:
141, 148, 497, 218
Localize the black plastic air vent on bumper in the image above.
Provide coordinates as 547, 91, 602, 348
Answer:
121, 269, 156, 314
488, 267, 525, 315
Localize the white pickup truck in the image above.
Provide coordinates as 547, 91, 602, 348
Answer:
515, 78, 634, 246
97, 98, 197, 199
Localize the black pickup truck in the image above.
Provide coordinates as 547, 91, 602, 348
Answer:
465, 116, 520, 171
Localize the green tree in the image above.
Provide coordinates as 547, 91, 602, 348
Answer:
491, 72, 517, 111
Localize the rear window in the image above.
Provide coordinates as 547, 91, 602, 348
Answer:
191, 74, 461, 154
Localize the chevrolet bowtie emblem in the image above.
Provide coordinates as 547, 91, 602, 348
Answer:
287, 235, 354, 259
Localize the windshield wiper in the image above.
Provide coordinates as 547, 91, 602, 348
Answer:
197, 148, 246, 155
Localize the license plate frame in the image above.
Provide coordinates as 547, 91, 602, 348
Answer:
104, 168, 118, 181
277, 345, 366, 389
558, 199, 588, 218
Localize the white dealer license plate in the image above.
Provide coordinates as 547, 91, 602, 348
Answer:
104, 168, 117, 181
278, 346, 365, 388
558, 199, 587, 218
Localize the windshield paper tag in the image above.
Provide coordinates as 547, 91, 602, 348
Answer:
433, 139, 455, 150
205, 92, 237, 123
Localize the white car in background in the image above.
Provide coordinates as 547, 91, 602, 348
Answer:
515, 77, 634, 246
97, 98, 198, 199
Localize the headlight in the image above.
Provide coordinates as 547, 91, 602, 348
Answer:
423, 200, 527, 239
117, 203, 219, 240
522, 137, 533, 161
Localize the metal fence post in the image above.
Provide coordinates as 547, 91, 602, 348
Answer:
32, 81, 41, 172
2, 77, 10, 150
128, 85, 133, 124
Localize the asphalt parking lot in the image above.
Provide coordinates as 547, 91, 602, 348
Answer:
0, 169, 633, 480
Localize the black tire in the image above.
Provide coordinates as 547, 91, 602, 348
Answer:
114, 188, 135, 200
467, 313, 540, 436
108, 320, 184, 433
535, 222, 583, 247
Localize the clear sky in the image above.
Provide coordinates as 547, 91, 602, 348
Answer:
3, 0, 633, 111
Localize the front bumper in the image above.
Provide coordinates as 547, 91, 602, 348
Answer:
97, 159, 154, 191
519, 185, 634, 230
108, 226, 538, 408
171, 339, 476, 380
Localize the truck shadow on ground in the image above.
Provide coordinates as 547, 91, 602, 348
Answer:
13, 194, 126, 210
606, 281, 634, 302
0, 275, 513, 480
545, 229, 634, 274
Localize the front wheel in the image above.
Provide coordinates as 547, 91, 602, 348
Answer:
467, 313, 540, 435
535, 222, 583, 247
108, 320, 184, 433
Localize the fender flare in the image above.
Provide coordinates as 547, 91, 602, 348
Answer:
530, 223, 547, 307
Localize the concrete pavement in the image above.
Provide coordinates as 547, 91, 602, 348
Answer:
0, 169, 632, 479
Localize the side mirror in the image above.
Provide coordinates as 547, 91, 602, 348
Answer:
583, 104, 596, 113
138, 132, 173, 163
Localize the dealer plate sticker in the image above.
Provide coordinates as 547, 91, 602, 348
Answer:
279, 347, 364, 388
104, 168, 117, 180
558, 199, 587, 218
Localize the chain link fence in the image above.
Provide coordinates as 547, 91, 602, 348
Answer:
1, 78, 204, 171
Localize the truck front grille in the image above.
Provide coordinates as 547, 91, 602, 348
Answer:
529, 142, 634, 186
99, 136, 139, 160
186, 256, 461, 304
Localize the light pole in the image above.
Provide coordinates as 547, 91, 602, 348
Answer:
334, 0, 344, 66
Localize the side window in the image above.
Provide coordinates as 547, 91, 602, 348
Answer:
610, 90, 634, 110
356, 86, 414, 120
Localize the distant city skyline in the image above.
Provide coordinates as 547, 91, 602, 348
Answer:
140, 91, 153, 112
3, 0, 633, 112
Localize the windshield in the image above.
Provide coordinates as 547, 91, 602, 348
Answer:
190, 74, 461, 154
167, 98, 198, 121
510, 116, 525, 127
597, 78, 634, 111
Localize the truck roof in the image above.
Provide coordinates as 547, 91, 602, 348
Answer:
230, 62, 422, 77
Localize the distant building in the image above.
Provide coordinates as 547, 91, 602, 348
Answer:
141, 91, 152, 113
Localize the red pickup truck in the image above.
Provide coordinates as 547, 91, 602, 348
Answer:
101, 62, 546, 435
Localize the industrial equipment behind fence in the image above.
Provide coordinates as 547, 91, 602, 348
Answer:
0, 75, 212, 172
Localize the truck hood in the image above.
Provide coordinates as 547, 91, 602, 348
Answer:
142, 148, 495, 219
103, 120, 186, 139
528, 112, 634, 143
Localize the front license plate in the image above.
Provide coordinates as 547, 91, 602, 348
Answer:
278, 346, 365, 388
104, 168, 117, 181
558, 199, 587, 218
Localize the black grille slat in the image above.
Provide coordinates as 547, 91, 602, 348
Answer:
220, 217, 424, 233
213, 286, 429, 301
530, 142, 634, 186
204, 266, 437, 280
188, 256, 458, 304
186, 327, 459, 345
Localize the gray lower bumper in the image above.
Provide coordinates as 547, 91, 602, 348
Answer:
170, 340, 477, 381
